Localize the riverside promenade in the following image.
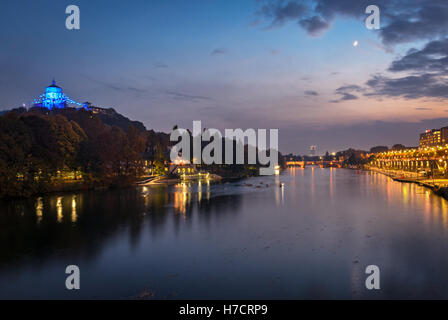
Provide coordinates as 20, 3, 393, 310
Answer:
368, 167, 448, 200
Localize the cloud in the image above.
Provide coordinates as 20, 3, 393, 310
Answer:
336, 85, 364, 93
257, 0, 448, 46
366, 73, 448, 99
258, 1, 308, 27
366, 39, 448, 99
317, 0, 448, 46
154, 62, 168, 69
210, 48, 228, 56
127, 86, 148, 93
378, 2, 448, 46
340, 93, 358, 100
304, 90, 319, 96
299, 16, 330, 36
83, 76, 125, 92
388, 39, 448, 73
330, 84, 364, 102
82, 75, 148, 94
415, 107, 432, 111
165, 90, 213, 102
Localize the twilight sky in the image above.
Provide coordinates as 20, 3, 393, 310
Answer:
2, 0, 448, 154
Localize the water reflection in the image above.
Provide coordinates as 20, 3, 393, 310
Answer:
174, 182, 189, 216
2, 169, 448, 299
0, 181, 246, 271
207, 180, 211, 201
56, 197, 63, 223
274, 174, 284, 206
71, 196, 77, 223
329, 168, 334, 201
35, 197, 43, 224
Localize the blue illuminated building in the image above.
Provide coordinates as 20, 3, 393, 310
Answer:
42, 80, 66, 109
33, 79, 84, 110
32, 80, 108, 114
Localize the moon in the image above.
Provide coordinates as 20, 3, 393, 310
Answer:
353, 40, 359, 47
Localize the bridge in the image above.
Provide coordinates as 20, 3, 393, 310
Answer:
285, 160, 342, 168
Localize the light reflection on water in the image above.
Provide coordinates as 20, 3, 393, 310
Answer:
56, 197, 63, 223
1, 168, 448, 299
35, 197, 43, 224
71, 196, 77, 223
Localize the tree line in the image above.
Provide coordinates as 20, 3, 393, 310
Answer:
0, 107, 284, 198
0, 108, 151, 198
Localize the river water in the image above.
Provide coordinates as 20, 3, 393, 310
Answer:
1, 168, 448, 299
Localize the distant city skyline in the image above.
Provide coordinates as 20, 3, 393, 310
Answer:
2, 0, 448, 154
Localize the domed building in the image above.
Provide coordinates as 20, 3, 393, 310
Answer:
33, 79, 68, 110
32, 79, 110, 114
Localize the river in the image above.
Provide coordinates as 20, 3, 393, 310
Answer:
1, 168, 448, 299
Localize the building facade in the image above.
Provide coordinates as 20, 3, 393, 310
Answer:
32, 80, 109, 114
419, 127, 448, 148
33, 80, 68, 109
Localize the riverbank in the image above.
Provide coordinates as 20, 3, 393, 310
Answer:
367, 167, 448, 200
0, 168, 263, 199
140, 173, 223, 185
0, 176, 142, 200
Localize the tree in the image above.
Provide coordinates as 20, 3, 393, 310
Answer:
0, 107, 179, 197
0, 113, 33, 197
370, 146, 389, 154
153, 144, 166, 175
122, 125, 146, 178
392, 144, 406, 151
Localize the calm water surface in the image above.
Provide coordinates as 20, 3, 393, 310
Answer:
1, 168, 448, 299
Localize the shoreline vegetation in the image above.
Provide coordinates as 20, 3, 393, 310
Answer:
0, 107, 283, 199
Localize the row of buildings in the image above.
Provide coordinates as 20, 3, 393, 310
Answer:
419, 127, 448, 148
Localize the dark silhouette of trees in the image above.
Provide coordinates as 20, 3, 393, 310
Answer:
370, 146, 389, 153
0, 106, 284, 198
0, 109, 148, 198
324, 151, 332, 161
0, 113, 33, 196
392, 144, 406, 151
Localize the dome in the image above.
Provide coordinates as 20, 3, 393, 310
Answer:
47, 79, 61, 90
42, 79, 66, 109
